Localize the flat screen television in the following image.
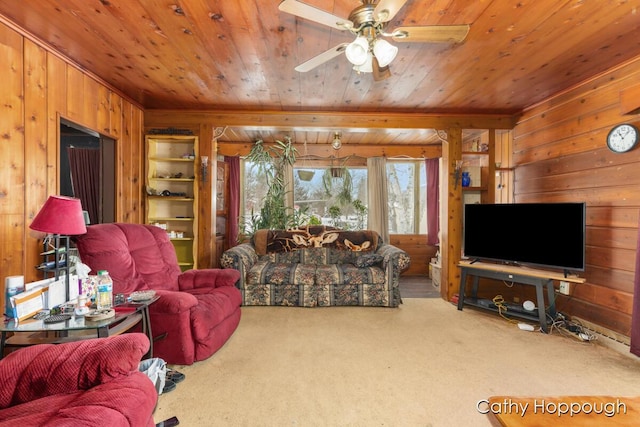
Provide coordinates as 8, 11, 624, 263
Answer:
463, 202, 586, 273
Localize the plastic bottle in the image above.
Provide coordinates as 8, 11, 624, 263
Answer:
96, 270, 113, 310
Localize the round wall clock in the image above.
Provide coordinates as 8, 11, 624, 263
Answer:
606, 124, 639, 153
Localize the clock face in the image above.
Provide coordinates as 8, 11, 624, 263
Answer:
607, 124, 639, 153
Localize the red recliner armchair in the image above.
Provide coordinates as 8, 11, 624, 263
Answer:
74, 223, 242, 365
0, 333, 157, 426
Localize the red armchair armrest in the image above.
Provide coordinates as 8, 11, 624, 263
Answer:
151, 290, 198, 314
177, 268, 240, 291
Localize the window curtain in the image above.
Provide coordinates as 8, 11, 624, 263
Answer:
67, 146, 99, 224
426, 158, 440, 246
225, 156, 240, 247
367, 157, 389, 243
283, 162, 294, 216
631, 212, 640, 356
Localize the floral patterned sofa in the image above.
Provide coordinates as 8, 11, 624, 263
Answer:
220, 226, 410, 307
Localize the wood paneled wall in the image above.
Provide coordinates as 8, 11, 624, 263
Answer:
513, 56, 640, 337
0, 20, 144, 313
389, 234, 438, 276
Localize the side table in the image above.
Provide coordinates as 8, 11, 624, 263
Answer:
1, 296, 158, 359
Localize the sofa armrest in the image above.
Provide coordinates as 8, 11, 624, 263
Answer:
0, 333, 149, 409
377, 244, 411, 280
220, 243, 258, 286
178, 268, 241, 290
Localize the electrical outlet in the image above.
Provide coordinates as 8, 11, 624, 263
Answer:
559, 281, 570, 295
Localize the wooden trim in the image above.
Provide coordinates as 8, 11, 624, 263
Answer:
217, 142, 442, 159
620, 83, 640, 115
146, 110, 519, 130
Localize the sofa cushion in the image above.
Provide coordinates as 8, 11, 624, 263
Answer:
328, 247, 356, 264
354, 253, 384, 268
247, 262, 385, 287
259, 250, 302, 264
248, 261, 316, 286
315, 264, 385, 286
301, 248, 330, 265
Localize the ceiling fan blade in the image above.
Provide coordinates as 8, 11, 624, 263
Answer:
295, 43, 349, 72
279, 0, 353, 30
372, 57, 392, 82
373, 0, 409, 23
391, 25, 470, 43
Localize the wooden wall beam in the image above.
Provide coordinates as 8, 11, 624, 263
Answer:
442, 128, 463, 301
217, 142, 442, 159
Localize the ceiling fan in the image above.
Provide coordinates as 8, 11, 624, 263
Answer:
279, 0, 470, 81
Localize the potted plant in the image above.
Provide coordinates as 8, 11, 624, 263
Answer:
352, 199, 367, 230
241, 137, 310, 236
322, 157, 353, 206
297, 139, 315, 181
297, 170, 315, 181
328, 205, 342, 228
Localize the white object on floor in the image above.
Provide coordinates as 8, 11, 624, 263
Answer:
517, 323, 535, 331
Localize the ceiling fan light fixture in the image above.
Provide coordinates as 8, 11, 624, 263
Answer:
353, 52, 373, 73
372, 38, 398, 67
345, 36, 370, 66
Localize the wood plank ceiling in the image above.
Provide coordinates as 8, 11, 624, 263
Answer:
1, 0, 638, 146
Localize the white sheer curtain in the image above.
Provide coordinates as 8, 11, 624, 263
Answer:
283, 162, 295, 216
367, 157, 389, 242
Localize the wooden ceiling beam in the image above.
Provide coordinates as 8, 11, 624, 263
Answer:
145, 110, 519, 131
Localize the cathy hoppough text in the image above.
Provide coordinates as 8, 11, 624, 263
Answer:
477, 398, 628, 418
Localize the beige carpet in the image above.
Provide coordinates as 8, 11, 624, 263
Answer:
153, 299, 640, 426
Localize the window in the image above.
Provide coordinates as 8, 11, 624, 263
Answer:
293, 167, 368, 229
240, 160, 270, 231
387, 160, 426, 234
241, 158, 427, 234
241, 162, 368, 231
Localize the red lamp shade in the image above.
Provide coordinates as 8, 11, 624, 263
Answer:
30, 195, 88, 235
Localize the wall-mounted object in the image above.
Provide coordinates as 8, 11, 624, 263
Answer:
332, 132, 342, 150
606, 124, 638, 153
453, 160, 463, 189
201, 156, 209, 182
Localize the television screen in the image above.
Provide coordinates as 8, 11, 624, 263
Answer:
463, 202, 586, 272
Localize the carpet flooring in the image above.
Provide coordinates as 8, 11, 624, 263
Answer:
153, 297, 640, 427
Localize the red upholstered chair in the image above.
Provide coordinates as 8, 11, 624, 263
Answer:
74, 223, 242, 365
0, 333, 157, 426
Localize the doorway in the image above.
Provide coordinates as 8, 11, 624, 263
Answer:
59, 119, 115, 224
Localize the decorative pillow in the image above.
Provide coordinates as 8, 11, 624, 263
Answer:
354, 254, 384, 268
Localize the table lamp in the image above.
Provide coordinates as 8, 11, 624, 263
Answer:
30, 195, 87, 302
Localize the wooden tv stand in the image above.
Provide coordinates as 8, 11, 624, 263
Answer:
457, 261, 585, 333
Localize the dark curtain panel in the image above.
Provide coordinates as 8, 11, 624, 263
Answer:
631, 213, 640, 356
225, 156, 240, 247
425, 158, 440, 246
67, 147, 100, 224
